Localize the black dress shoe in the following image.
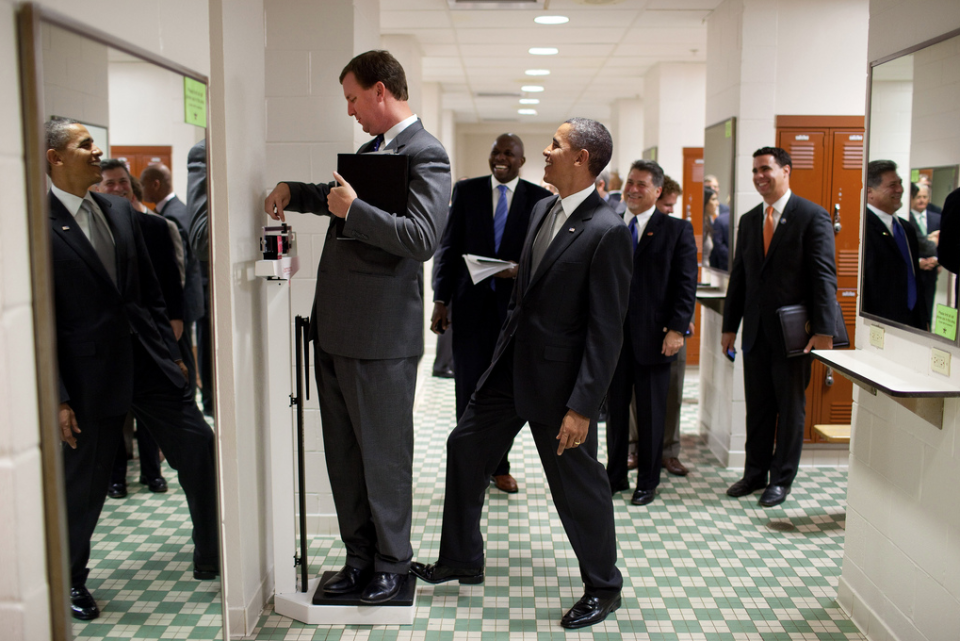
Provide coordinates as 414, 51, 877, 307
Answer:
726, 477, 766, 497
759, 484, 791, 507
323, 565, 371, 594
409, 561, 484, 585
631, 488, 655, 506
140, 476, 168, 493
360, 572, 406, 604
194, 562, 220, 580
70, 586, 100, 620
107, 482, 127, 499
610, 477, 630, 495
560, 593, 622, 629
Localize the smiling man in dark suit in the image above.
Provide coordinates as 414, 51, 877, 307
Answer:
411, 118, 632, 629
605, 160, 698, 507
432, 133, 552, 494
264, 50, 450, 604
722, 146, 837, 508
46, 118, 219, 621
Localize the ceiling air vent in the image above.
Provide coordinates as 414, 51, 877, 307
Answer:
476, 91, 523, 98
449, 0, 545, 9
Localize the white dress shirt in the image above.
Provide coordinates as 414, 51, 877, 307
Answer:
491, 175, 520, 217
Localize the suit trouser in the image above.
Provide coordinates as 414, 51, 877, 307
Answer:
662, 342, 687, 460
452, 326, 512, 477
314, 345, 417, 574
606, 333, 671, 491
63, 337, 219, 588
742, 326, 812, 487
439, 354, 622, 597
110, 413, 162, 484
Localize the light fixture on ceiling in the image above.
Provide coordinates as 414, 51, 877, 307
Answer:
534, 15, 569, 25
528, 47, 558, 55
519, 98, 540, 104
521, 85, 545, 92
518, 109, 537, 115
525, 69, 550, 76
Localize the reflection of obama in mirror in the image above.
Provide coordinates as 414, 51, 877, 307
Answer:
862, 160, 928, 330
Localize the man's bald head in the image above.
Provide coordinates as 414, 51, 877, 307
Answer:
140, 163, 173, 203
489, 133, 526, 184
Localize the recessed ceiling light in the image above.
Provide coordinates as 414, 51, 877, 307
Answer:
534, 16, 569, 25
519, 98, 540, 105
529, 47, 558, 56
518, 109, 537, 115
525, 69, 550, 76
521, 85, 545, 92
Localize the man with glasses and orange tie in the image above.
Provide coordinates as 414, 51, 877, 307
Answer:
721, 147, 837, 508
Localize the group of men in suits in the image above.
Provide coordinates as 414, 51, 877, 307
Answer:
46, 118, 219, 621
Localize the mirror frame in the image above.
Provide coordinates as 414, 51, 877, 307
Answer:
16, 4, 223, 638
701, 116, 736, 276
861, 26, 960, 344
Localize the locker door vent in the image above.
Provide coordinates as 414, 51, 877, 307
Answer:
789, 142, 816, 170
830, 403, 852, 424
843, 142, 864, 170
837, 250, 859, 278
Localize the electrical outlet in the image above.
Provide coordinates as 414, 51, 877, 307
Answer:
869, 325, 884, 349
931, 348, 951, 376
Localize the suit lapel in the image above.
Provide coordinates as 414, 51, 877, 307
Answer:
762, 196, 793, 267
49, 192, 118, 289
525, 192, 597, 291
635, 210, 664, 257
519, 194, 558, 291
500, 180, 529, 257
386, 119, 423, 154
93, 193, 129, 289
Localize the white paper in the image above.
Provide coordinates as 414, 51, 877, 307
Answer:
463, 254, 515, 285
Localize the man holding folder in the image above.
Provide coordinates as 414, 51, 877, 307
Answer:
264, 50, 451, 604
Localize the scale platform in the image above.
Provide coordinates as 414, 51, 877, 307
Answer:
274, 572, 417, 625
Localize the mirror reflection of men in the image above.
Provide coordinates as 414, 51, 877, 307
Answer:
862, 160, 927, 330
605, 161, 697, 507
263, 50, 451, 604
432, 133, 552, 494
909, 182, 941, 321
412, 118, 632, 630
46, 118, 219, 621
722, 147, 837, 508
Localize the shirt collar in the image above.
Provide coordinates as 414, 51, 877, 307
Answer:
382, 114, 418, 149
491, 175, 520, 192
50, 183, 96, 217
157, 192, 176, 209
557, 184, 596, 219
867, 203, 897, 230
766, 189, 792, 215
623, 204, 657, 227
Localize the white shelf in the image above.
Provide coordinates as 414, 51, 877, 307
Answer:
812, 349, 960, 398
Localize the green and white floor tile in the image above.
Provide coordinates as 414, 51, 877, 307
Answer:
75, 370, 864, 640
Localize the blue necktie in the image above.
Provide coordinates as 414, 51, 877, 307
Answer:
372, 134, 384, 151
628, 216, 639, 252
891, 218, 917, 310
493, 184, 508, 253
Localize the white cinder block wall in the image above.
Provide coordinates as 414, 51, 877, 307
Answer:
838, 2, 960, 639
699, 0, 868, 468
643, 62, 707, 184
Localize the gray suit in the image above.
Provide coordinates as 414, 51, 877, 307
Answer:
284, 119, 450, 573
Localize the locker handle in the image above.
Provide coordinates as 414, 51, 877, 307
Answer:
825, 366, 834, 387
833, 204, 842, 235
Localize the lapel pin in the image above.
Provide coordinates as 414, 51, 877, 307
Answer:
647, 232, 653, 236
62, 226, 70, 231
568, 227, 575, 232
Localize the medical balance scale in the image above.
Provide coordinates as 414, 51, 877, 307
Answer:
256, 224, 416, 625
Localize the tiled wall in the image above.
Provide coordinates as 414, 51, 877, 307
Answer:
911, 37, 960, 169
869, 78, 913, 176
644, 62, 707, 183
610, 97, 644, 178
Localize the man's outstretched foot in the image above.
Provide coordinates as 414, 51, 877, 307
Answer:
560, 593, 621, 629
759, 484, 791, 507
70, 586, 100, 620
323, 565, 371, 594
409, 561, 484, 585
726, 477, 766, 497
492, 474, 519, 493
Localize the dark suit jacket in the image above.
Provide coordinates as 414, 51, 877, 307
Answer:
477, 190, 633, 427
909, 209, 941, 258
287, 118, 451, 359
626, 211, 698, 365
158, 195, 205, 324
937, 188, 960, 302
723, 193, 837, 353
137, 211, 184, 322
186, 139, 208, 259
49, 191, 184, 420
862, 209, 927, 330
433, 176, 552, 331
710, 211, 730, 270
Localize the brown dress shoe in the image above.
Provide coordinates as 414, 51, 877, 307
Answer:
662, 457, 689, 476
492, 474, 519, 493
626, 452, 638, 470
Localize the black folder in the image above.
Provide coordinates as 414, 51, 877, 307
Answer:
777, 300, 850, 357
337, 153, 409, 216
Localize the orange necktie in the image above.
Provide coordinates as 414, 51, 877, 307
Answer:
763, 205, 775, 255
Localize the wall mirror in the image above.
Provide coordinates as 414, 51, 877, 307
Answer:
18, 5, 225, 638
863, 28, 960, 343
702, 117, 735, 275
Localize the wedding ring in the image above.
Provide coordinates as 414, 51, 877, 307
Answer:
574, 441, 581, 445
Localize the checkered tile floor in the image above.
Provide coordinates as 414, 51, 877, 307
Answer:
75, 369, 863, 640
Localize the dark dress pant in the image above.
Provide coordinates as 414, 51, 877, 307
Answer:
63, 337, 218, 588
662, 342, 687, 459
606, 330, 671, 491
439, 353, 622, 597
110, 413, 162, 484
314, 345, 417, 574
742, 325, 812, 487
